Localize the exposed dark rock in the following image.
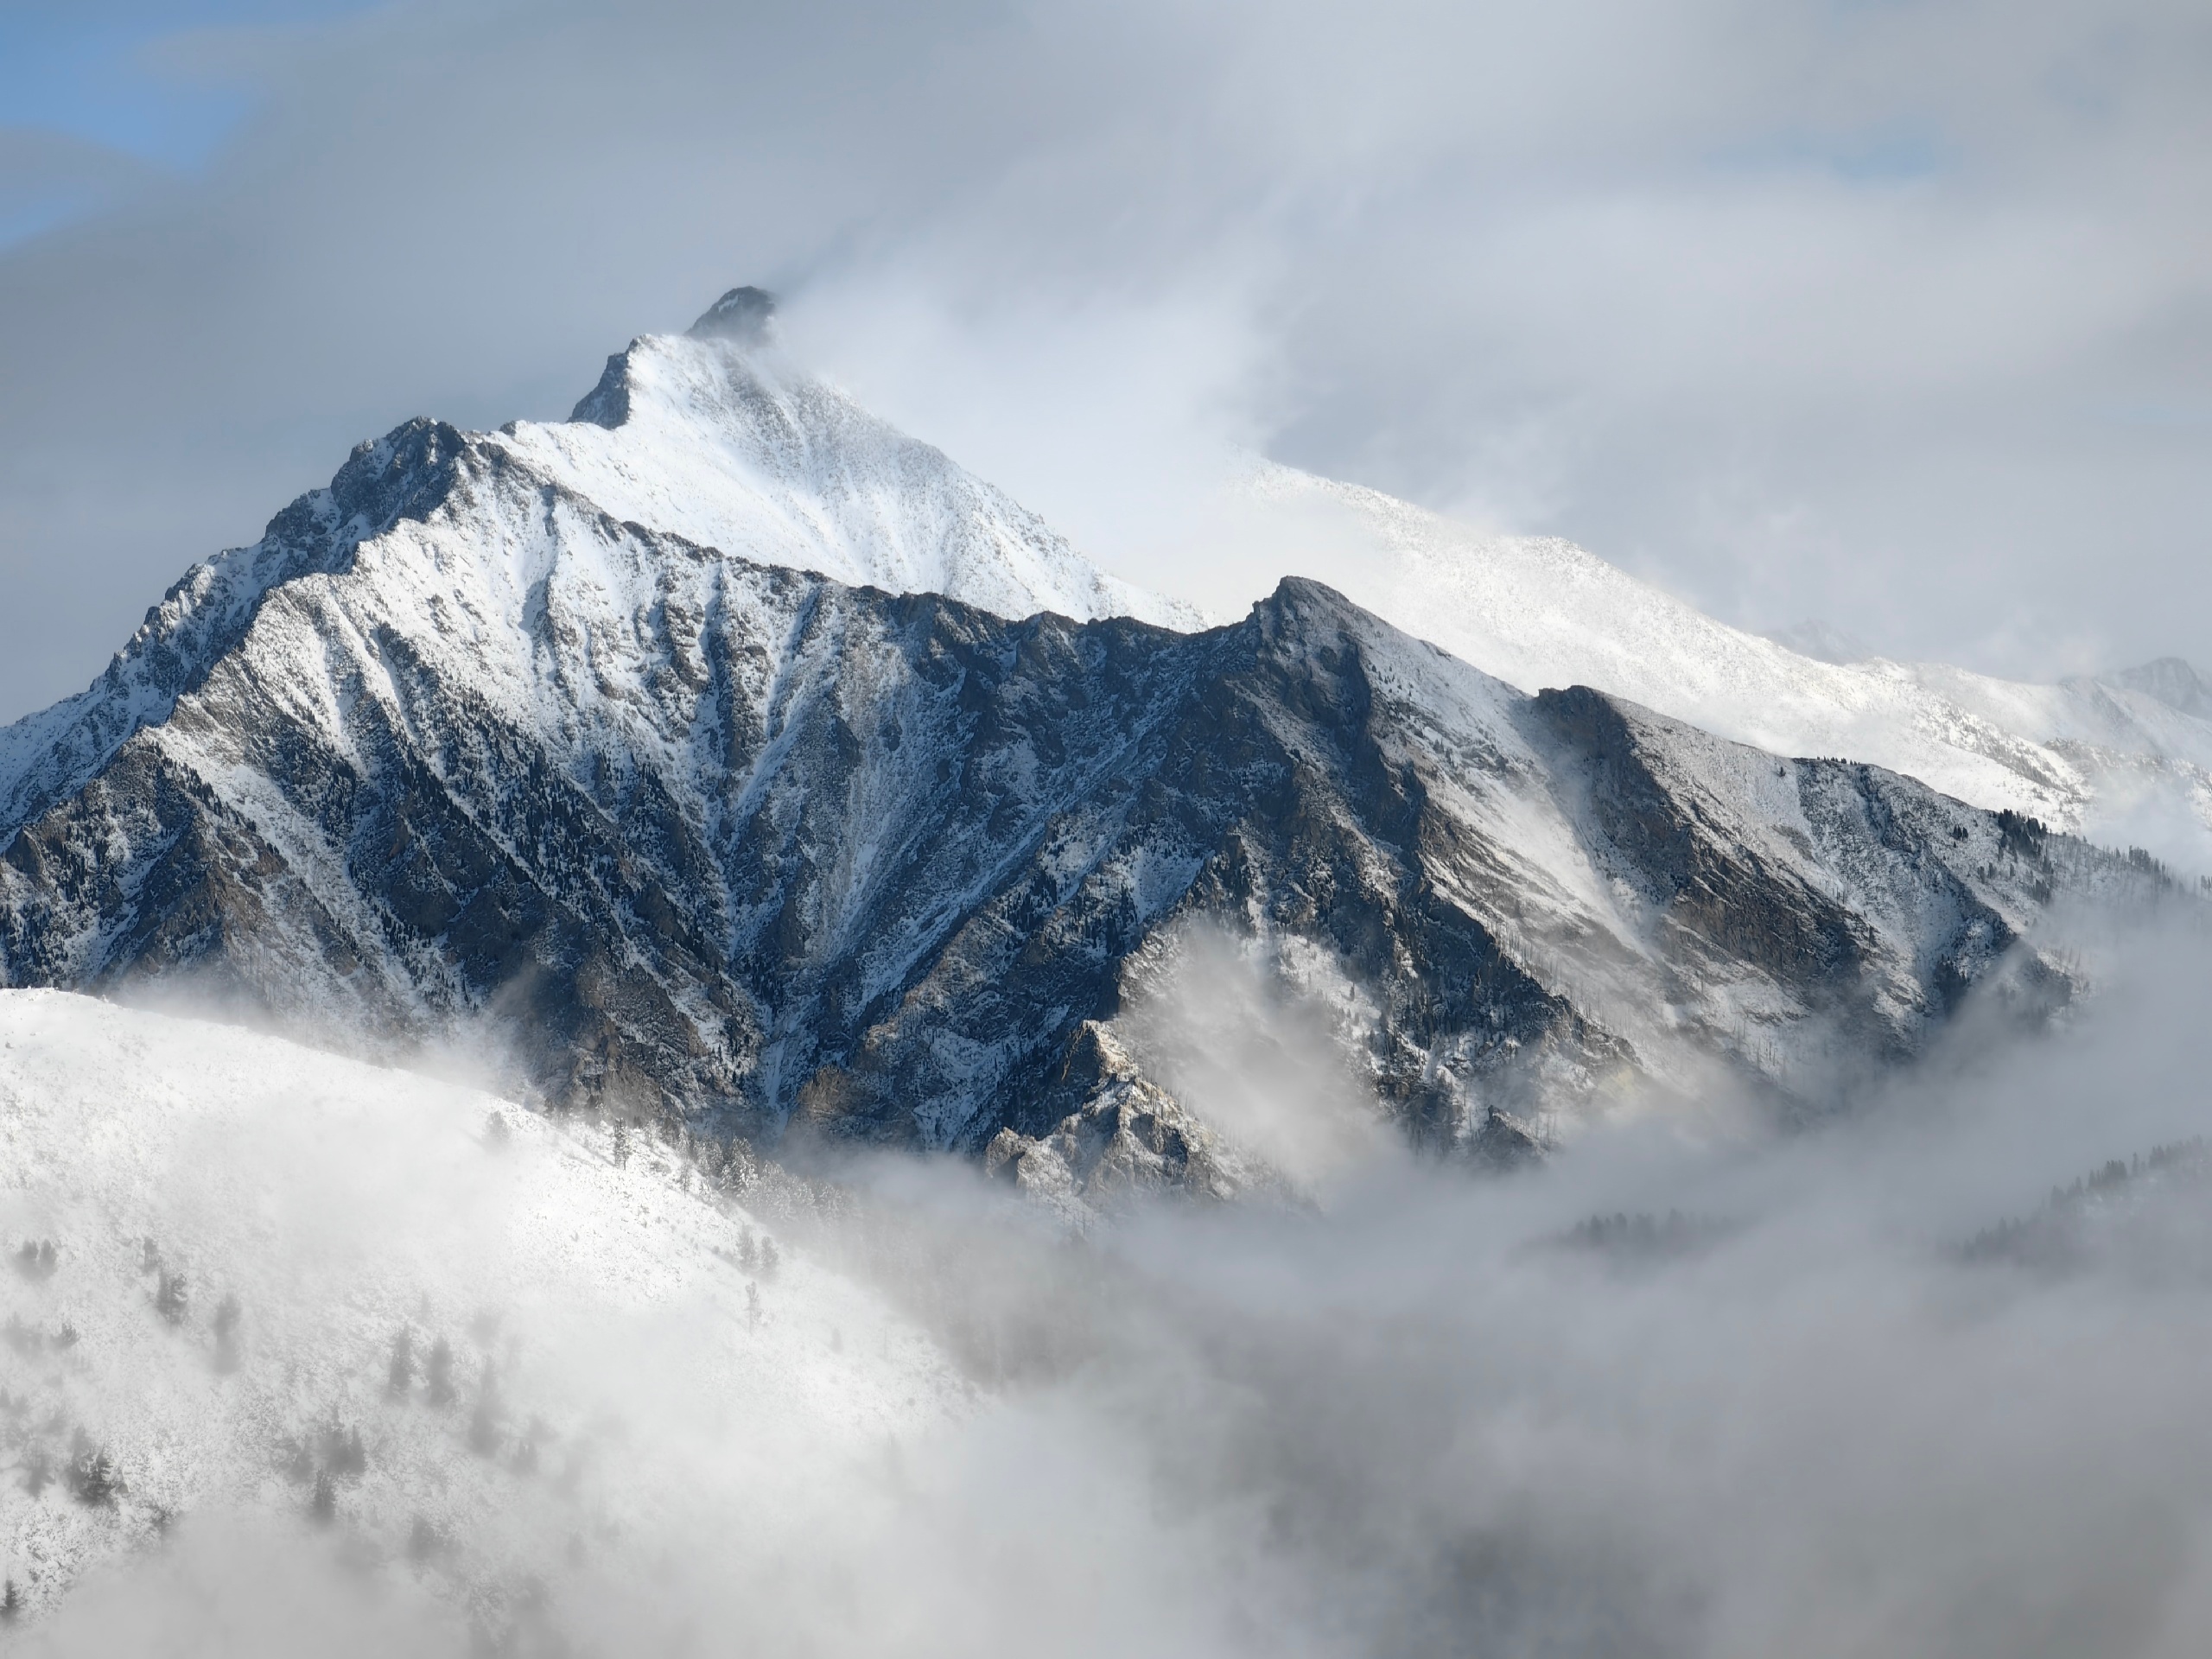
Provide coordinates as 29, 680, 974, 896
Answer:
686, 285, 777, 345
0, 416, 2183, 1202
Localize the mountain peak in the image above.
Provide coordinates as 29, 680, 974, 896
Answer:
687, 284, 778, 344
2107, 656, 2212, 721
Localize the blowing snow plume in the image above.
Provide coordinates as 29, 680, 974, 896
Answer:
10, 917, 2212, 1655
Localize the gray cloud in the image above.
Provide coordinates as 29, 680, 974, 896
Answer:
23, 922, 2212, 1656
0, 0, 2207, 720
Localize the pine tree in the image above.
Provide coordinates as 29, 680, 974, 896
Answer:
325, 1424, 366, 1478
426, 1335, 456, 1406
212, 1294, 243, 1374
1, 1578, 19, 1621
68, 1435, 118, 1507
14, 1239, 56, 1281
387, 1328, 416, 1399
310, 1469, 337, 1524
156, 1268, 189, 1325
468, 1364, 504, 1457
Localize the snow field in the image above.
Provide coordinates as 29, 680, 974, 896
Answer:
0, 990, 965, 1635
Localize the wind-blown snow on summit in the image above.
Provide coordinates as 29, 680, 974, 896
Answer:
500, 288, 1199, 632
0, 289, 1194, 846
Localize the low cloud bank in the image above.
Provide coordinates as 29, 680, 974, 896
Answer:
11, 925, 2212, 1656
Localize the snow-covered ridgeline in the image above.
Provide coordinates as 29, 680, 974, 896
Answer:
493, 308, 1201, 633
0, 496, 359, 840
0, 294, 1195, 855
1240, 464, 2212, 874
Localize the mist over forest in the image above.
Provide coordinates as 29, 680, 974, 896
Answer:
6, 916, 2211, 1658
6, 2, 2210, 1651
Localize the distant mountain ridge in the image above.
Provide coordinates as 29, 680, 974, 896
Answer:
0, 293, 2192, 1195
2108, 657, 2212, 722
1236, 464, 2212, 876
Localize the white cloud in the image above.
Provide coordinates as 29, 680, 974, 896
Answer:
0, 0, 2206, 718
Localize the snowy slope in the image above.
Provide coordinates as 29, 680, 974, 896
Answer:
0, 286, 2194, 1199
0, 989, 964, 1637
494, 289, 1200, 632
0, 458, 2175, 1193
0, 291, 1193, 852
1236, 464, 2212, 874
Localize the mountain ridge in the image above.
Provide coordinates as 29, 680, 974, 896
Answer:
0, 296, 2193, 1196
1234, 462, 2212, 875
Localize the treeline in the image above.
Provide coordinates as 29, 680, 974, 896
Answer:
1962, 1137, 2211, 1268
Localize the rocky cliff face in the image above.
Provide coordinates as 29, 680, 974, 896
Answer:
0, 304, 2183, 1200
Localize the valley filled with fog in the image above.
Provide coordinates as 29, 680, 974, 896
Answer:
9, 910, 2212, 1657
4, 3, 2209, 1645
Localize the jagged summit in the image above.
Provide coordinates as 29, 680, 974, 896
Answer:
688, 283, 778, 342
0, 304, 1198, 853
512, 301, 1199, 629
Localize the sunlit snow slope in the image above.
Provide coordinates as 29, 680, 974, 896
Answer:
498, 287, 1199, 633
1234, 465, 2212, 874
0, 990, 963, 1636
0, 287, 1194, 842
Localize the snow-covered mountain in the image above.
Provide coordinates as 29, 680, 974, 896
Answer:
0, 289, 1194, 847
0, 290, 2192, 1201
505, 286, 1198, 632
1234, 464, 2212, 876
0, 988, 963, 1638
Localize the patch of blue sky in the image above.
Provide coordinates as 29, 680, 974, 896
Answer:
0, 1, 385, 170
1707, 125, 1949, 185
0, 188, 106, 250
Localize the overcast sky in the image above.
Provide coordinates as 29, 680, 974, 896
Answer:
0, 0, 2206, 721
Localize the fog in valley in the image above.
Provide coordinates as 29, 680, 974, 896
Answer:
5, 4, 2208, 1652
8, 917, 2212, 1657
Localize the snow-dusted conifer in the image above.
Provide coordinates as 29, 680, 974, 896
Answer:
212, 1294, 242, 1373
426, 1335, 456, 1406
67, 1436, 118, 1507
469, 1365, 504, 1457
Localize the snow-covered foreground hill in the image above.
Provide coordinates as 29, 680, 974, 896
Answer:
0, 989, 965, 1646
1229, 464, 2212, 875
